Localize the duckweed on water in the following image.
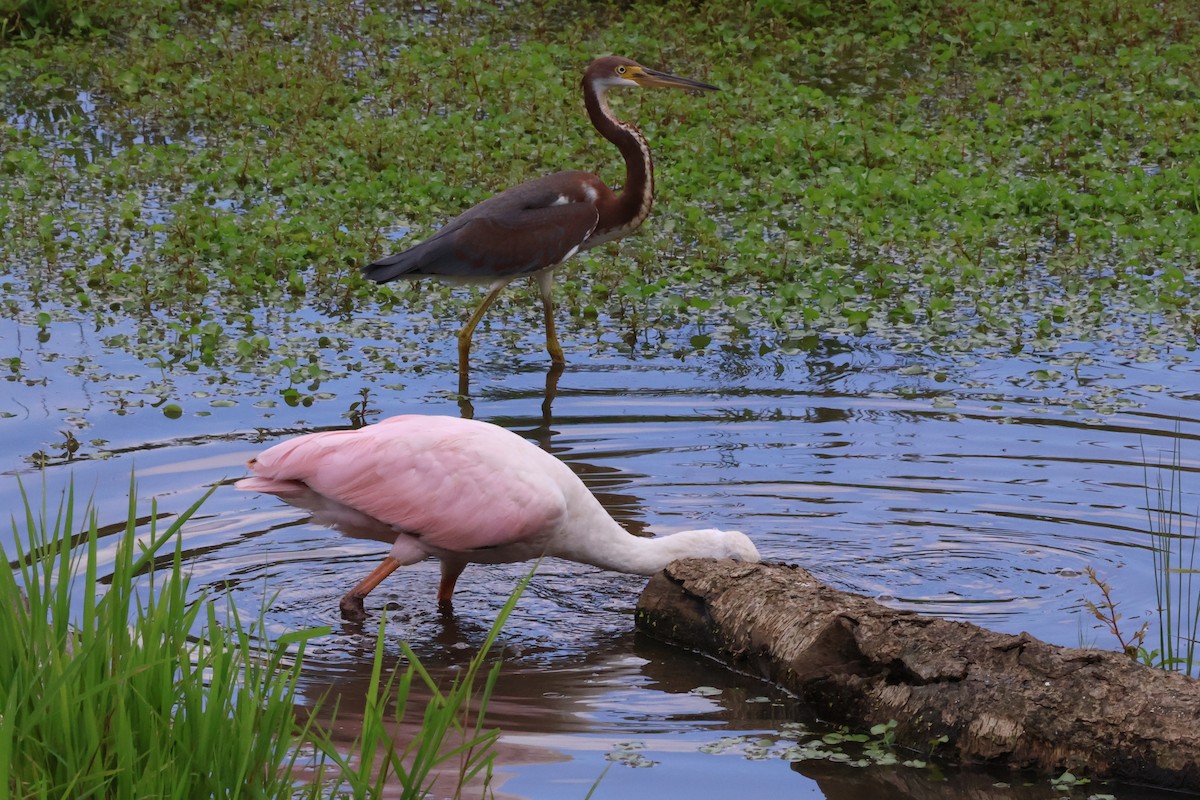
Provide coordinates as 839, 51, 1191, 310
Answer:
697, 719, 935, 770
605, 741, 658, 769
2, 0, 1198, 429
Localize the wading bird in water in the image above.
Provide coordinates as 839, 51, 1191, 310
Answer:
236, 415, 758, 621
362, 56, 719, 393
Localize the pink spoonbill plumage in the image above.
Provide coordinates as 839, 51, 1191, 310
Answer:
236, 415, 759, 621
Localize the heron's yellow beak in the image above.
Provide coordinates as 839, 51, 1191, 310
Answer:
629, 66, 719, 92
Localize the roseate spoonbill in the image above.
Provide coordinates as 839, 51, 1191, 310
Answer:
236, 415, 758, 621
361, 56, 719, 392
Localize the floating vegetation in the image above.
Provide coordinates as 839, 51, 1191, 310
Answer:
605, 741, 658, 769
2, 0, 1199, 459
698, 720, 937, 769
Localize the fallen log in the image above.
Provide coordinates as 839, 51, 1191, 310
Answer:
635, 560, 1200, 792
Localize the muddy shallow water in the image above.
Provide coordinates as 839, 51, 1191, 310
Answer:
2, 307, 1198, 799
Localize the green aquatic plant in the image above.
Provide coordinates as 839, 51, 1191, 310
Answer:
1141, 439, 1200, 674
0, 0, 97, 38
2, 0, 1199, 426
699, 717, 938, 770
316, 573, 525, 800
0, 477, 325, 798
1, 476, 522, 797
1086, 438, 1200, 675
1083, 565, 1148, 660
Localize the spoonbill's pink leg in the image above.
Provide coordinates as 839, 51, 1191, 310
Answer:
339, 557, 402, 621
437, 561, 467, 608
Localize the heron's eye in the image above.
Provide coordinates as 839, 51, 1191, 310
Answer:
616, 66, 626, 75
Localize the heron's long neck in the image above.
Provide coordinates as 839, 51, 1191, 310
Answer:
584, 83, 654, 244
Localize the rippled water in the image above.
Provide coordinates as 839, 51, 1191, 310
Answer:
3, 303, 1197, 798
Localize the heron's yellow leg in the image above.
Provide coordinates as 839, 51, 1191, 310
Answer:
457, 279, 512, 383
536, 271, 565, 364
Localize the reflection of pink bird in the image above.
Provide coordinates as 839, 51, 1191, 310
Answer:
236, 415, 759, 621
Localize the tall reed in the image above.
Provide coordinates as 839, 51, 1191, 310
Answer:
318, 576, 522, 799
1, 476, 329, 797
1143, 440, 1200, 674
1, 476, 518, 797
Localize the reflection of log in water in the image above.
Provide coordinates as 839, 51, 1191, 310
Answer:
793, 759, 1170, 800
636, 560, 1200, 792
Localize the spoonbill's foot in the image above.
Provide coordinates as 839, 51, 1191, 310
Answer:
339, 593, 367, 622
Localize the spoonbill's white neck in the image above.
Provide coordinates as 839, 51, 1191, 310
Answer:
552, 517, 760, 576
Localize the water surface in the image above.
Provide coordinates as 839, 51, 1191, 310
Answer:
3, 305, 1197, 799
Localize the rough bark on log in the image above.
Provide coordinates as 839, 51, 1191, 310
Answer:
635, 560, 1200, 792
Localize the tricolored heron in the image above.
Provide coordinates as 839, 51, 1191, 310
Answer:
236, 414, 758, 620
362, 56, 718, 392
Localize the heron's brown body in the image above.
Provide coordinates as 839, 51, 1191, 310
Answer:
362, 56, 717, 389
